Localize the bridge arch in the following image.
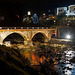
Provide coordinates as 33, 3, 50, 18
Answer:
2, 31, 27, 44
32, 32, 48, 39
32, 32, 48, 45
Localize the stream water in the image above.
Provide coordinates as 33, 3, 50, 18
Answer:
19, 45, 75, 75
57, 48, 75, 75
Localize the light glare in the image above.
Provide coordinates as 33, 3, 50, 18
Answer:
28, 11, 31, 15
43, 13, 45, 15
66, 35, 71, 39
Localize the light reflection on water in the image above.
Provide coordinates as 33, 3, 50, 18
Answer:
57, 50, 75, 75
64, 69, 72, 75
20, 47, 75, 75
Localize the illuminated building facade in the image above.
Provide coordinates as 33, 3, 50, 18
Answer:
57, 7, 67, 15
67, 5, 75, 15
57, 5, 75, 16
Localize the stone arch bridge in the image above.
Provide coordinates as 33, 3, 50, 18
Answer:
0, 27, 57, 46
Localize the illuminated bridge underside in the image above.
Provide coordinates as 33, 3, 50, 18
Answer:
0, 28, 57, 45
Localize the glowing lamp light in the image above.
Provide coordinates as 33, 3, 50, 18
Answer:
66, 35, 71, 39
43, 13, 45, 16
54, 20, 56, 22
27, 11, 31, 15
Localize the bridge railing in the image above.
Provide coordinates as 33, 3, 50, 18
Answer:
0, 27, 54, 29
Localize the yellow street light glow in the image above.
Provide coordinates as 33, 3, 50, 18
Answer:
54, 20, 56, 22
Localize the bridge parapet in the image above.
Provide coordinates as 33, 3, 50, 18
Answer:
0, 27, 54, 29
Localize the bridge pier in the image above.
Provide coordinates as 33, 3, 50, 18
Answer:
45, 39, 48, 42
24, 40, 33, 46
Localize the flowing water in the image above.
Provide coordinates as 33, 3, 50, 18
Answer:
57, 48, 75, 75
19, 45, 75, 75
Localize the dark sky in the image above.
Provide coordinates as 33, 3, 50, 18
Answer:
0, 0, 75, 15
0, 0, 75, 8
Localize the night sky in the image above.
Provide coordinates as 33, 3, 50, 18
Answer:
0, 0, 75, 19
0, 0, 75, 13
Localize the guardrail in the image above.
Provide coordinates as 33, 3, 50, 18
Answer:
0, 27, 53, 29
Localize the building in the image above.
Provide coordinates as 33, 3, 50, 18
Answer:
67, 5, 75, 15
57, 7, 67, 15
57, 4, 75, 16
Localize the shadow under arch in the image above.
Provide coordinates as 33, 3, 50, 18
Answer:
32, 32, 47, 45
3, 32, 27, 44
